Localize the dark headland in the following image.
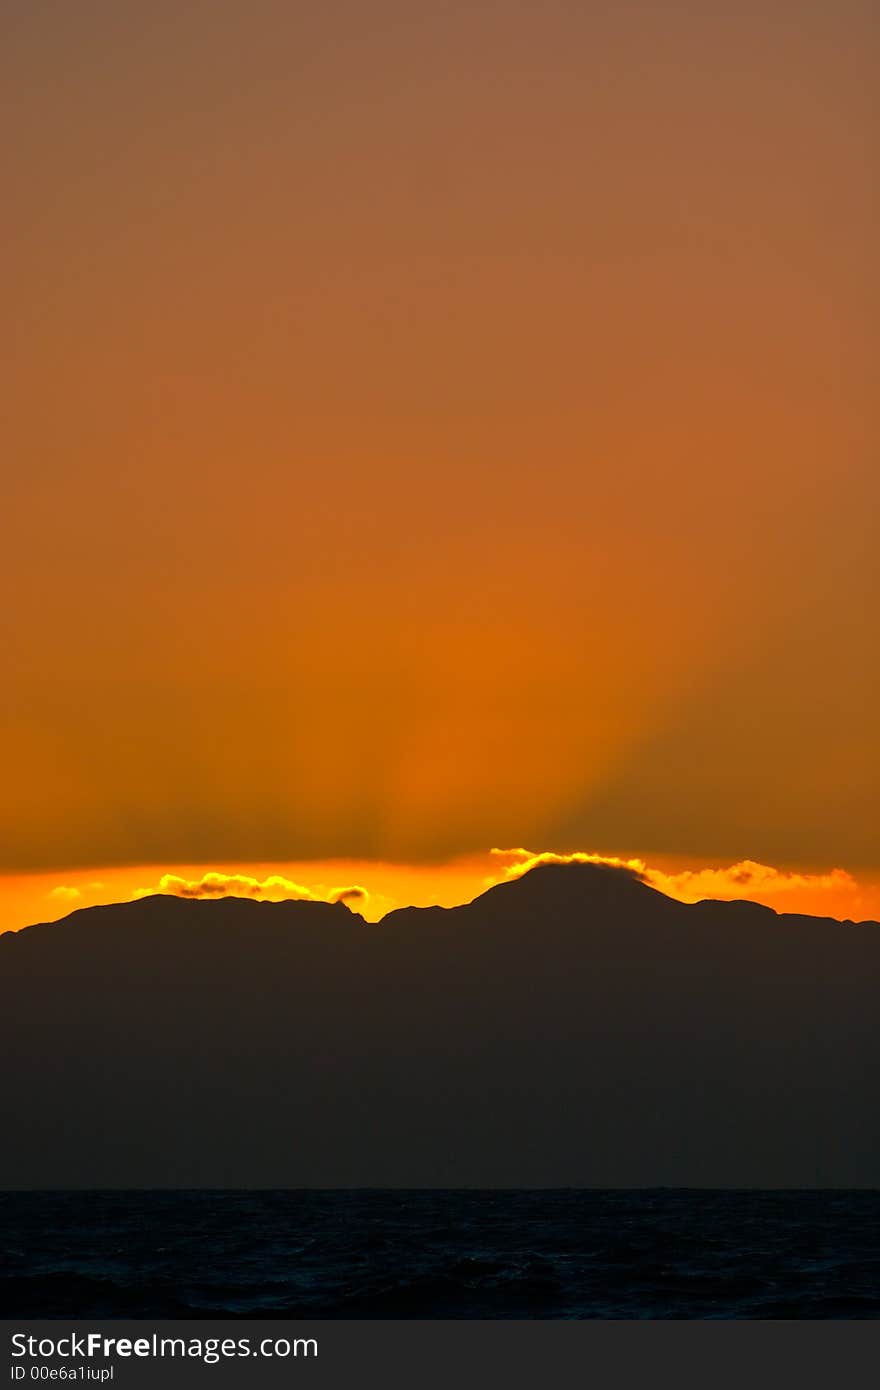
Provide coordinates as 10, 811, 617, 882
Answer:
2, 862, 878, 1188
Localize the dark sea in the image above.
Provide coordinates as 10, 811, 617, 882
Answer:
1, 1191, 879, 1319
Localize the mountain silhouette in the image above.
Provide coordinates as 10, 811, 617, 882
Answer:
2, 862, 878, 1187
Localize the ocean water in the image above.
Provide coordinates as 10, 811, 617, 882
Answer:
1, 1190, 879, 1319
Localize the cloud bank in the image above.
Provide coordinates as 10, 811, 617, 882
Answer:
132, 872, 369, 910
489, 849, 865, 918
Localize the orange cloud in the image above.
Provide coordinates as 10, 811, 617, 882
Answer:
648, 860, 858, 906
133, 872, 369, 910
329, 885, 369, 906
489, 848, 650, 880
47, 885, 82, 903
489, 849, 868, 920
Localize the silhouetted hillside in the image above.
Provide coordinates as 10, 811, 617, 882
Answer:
2, 863, 878, 1187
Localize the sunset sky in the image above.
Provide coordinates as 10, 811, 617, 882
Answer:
3, 2, 877, 934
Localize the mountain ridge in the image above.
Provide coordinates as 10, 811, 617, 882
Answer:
2, 859, 878, 1188
5, 859, 878, 940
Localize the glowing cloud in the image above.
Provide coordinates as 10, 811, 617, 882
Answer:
489, 848, 650, 881
489, 849, 866, 919
47, 885, 82, 903
132, 872, 369, 910
649, 860, 859, 905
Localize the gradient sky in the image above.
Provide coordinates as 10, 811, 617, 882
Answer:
2, 2, 877, 928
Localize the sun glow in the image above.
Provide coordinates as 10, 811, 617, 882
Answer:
2, 850, 878, 939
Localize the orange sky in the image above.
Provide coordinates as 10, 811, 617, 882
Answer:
3, 850, 880, 938
2, 3, 877, 920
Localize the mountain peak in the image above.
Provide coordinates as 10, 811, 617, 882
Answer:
479, 858, 668, 911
